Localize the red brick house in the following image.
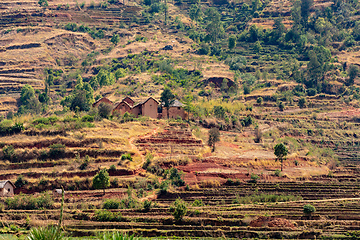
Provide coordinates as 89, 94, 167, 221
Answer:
92, 97, 113, 108
162, 100, 186, 120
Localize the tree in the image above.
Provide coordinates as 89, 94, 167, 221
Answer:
347, 64, 359, 86
208, 128, 220, 152
111, 34, 120, 45
189, 4, 203, 22
38, 0, 48, 7
93, 168, 110, 195
20, 84, 36, 106
205, 8, 224, 43
300, 0, 313, 27
160, 88, 175, 119
228, 35, 237, 51
303, 204, 316, 219
298, 97, 306, 108
170, 198, 187, 222
98, 102, 113, 119
274, 143, 288, 171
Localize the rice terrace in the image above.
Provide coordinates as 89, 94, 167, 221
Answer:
1, 0, 360, 239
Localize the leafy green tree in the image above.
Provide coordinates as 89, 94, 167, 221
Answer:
93, 168, 110, 195
38, 0, 48, 7
274, 143, 288, 171
301, 0, 313, 27
19, 84, 41, 114
160, 88, 175, 119
248, 25, 261, 42
20, 84, 36, 106
111, 34, 120, 45
170, 198, 187, 222
228, 35, 237, 51
208, 128, 220, 152
271, 18, 285, 44
253, 41, 262, 53
347, 64, 359, 86
303, 204, 316, 219
205, 8, 224, 43
189, 4, 203, 22
61, 75, 94, 112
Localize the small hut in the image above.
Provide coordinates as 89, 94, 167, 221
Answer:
0, 180, 15, 196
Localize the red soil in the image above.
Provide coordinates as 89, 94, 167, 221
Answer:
250, 216, 297, 229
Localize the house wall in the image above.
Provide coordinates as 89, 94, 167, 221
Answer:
113, 102, 131, 115
142, 98, 158, 119
0, 182, 14, 196
162, 107, 186, 119
93, 98, 113, 108
131, 105, 142, 117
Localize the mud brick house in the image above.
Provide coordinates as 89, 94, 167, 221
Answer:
132, 97, 159, 118
0, 180, 15, 196
162, 100, 186, 120
113, 97, 159, 119
92, 97, 113, 108
95, 96, 185, 119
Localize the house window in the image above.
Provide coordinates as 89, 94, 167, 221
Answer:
8, 189, 10, 192
178, 107, 180, 110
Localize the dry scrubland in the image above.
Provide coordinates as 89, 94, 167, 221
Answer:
1, 0, 360, 239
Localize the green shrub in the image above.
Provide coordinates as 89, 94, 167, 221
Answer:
170, 198, 187, 222
81, 115, 94, 122
94, 209, 122, 222
27, 226, 63, 240
14, 175, 28, 188
109, 164, 116, 171
303, 204, 316, 215
3, 145, 14, 160
5, 193, 54, 210
274, 169, 281, 177
121, 153, 132, 161
192, 199, 205, 207
103, 199, 120, 209
48, 144, 66, 159
143, 200, 152, 212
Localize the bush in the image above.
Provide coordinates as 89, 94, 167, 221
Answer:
250, 173, 260, 183
48, 144, 66, 159
14, 175, 28, 188
3, 145, 14, 160
121, 153, 132, 161
5, 193, 53, 210
143, 200, 152, 212
94, 209, 122, 221
303, 204, 316, 215
170, 198, 187, 222
274, 169, 281, 177
103, 199, 120, 209
109, 164, 116, 171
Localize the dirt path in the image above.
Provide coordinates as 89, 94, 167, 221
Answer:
128, 126, 160, 168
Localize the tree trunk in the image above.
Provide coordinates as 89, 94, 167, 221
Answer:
281, 159, 283, 171
103, 188, 105, 196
